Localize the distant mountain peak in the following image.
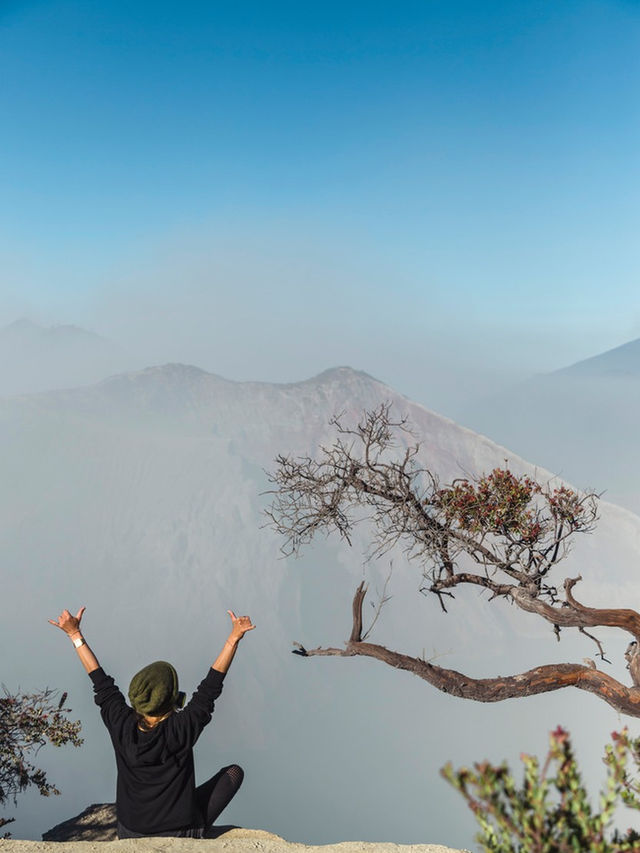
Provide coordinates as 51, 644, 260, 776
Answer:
127, 363, 215, 380
2, 317, 45, 338
555, 337, 640, 379
92, 362, 222, 393
0, 318, 139, 397
1, 317, 111, 344
306, 366, 379, 384
96, 363, 383, 393
286, 366, 387, 394
5, 317, 39, 330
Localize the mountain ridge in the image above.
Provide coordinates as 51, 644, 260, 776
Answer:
554, 336, 640, 379
2, 317, 111, 343
457, 332, 640, 514
7, 362, 564, 490
0, 318, 139, 397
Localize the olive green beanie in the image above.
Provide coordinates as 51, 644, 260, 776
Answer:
128, 661, 180, 716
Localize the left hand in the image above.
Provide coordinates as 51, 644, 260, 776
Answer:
227, 610, 256, 641
48, 607, 86, 637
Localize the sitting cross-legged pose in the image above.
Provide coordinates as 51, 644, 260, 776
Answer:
49, 605, 255, 838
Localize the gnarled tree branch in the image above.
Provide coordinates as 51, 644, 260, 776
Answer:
511, 578, 640, 643
293, 585, 640, 717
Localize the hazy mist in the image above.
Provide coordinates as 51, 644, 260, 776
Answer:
6, 222, 636, 423
1, 355, 640, 845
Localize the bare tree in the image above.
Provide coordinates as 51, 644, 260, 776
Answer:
266, 403, 640, 718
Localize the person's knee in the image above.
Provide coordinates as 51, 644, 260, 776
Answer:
226, 764, 244, 788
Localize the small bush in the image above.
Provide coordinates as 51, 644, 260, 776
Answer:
0, 686, 83, 835
442, 726, 640, 852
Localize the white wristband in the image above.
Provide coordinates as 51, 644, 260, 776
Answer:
72, 636, 85, 649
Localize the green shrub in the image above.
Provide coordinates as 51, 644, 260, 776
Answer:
442, 726, 640, 852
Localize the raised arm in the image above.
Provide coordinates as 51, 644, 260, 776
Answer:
212, 610, 256, 674
48, 607, 101, 674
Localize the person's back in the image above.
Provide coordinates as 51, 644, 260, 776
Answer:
49, 606, 255, 837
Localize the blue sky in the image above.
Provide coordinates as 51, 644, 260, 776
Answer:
1, 0, 639, 412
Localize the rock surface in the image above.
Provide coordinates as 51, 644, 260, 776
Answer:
2, 836, 468, 853
41, 804, 117, 841
0, 803, 470, 853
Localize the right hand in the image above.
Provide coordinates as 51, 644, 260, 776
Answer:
227, 610, 256, 641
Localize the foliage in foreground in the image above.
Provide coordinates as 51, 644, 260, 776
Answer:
442, 727, 640, 852
0, 686, 83, 834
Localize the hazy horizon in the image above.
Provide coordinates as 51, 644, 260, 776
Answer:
2, 1, 639, 422
3, 313, 640, 426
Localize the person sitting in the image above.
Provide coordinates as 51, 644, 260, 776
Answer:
49, 605, 255, 838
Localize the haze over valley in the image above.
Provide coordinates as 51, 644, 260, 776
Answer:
3, 324, 640, 846
458, 337, 640, 515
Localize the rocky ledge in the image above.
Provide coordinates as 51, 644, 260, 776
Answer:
42, 804, 118, 841
0, 804, 470, 853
